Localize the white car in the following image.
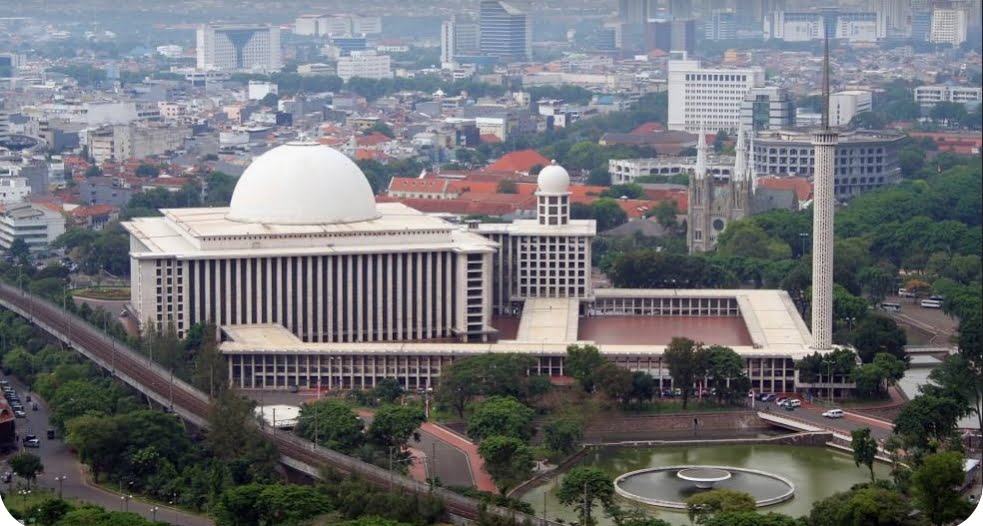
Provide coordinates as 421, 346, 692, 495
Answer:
822, 409, 844, 418
785, 399, 801, 408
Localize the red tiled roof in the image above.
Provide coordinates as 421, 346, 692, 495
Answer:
756, 176, 813, 202
357, 131, 393, 147
632, 122, 666, 134
388, 177, 450, 194
355, 149, 390, 161
71, 204, 118, 218
485, 149, 550, 174
480, 134, 502, 144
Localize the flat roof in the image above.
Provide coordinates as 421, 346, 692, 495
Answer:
124, 202, 497, 258
514, 298, 580, 343
220, 289, 815, 359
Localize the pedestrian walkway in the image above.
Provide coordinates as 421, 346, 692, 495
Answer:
421, 422, 497, 493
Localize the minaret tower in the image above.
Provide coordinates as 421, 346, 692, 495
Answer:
536, 160, 571, 226
811, 33, 838, 351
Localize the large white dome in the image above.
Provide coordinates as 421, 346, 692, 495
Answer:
227, 142, 380, 225
536, 161, 570, 195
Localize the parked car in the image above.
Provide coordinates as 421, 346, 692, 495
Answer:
822, 409, 844, 418
780, 399, 801, 408
760, 393, 776, 402
23, 435, 40, 448
775, 397, 788, 405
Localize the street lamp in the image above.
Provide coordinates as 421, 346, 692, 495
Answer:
151, 506, 159, 521
799, 232, 809, 258
54, 475, 67, 498
824, 360, 834, 404
120, 494, 132, 512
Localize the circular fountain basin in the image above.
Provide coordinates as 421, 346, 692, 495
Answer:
614, 465, 795, 509
676, 467, 732, 489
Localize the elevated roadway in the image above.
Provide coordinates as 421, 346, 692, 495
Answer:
0, 282, 549, 525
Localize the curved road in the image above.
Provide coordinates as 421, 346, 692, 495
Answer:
0, 283, 538, 525
0, 375, 211, 526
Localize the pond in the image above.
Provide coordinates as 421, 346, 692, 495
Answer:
521, 444, 892, 526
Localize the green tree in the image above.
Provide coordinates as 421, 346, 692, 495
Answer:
84, 165, 102, 178
851, 428, 878, 483
9, 452, 43, 488
296, 399, 365, 452
190, 322, 225, 397
700, 512, 803, 526
911, 451, 974, 525
556, 466, 616, 526
260, 92, 279, 108
663, 337, 708, 409
368, 404, 425, 449
704, 345, 749, 405
685, 489, 756, 524
36, 498, 72, 525
64, 414, 122, 482
371, 378, 404, 405
852, 315, 907, 363
50, 380, 113, 431
205, 389, 280, 483
590, 198, 629, 231
544, 415, 583, 455
477, 435, 534, 494
565, 344, 606, 392
134, 163, 160, 177
650, 199, 680, 229
717, 220, 792, 260
593, 362, 634, 406
857, 266, 895, 305
467, 396, 535, 442
893, 394, 965, 451
809, 484, 923, 526
7, 238, 30, 260
436, 353, 538, 418
213, 483, 334, 526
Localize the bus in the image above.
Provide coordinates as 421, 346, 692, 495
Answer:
920, 299, 943, 309
880, 302, 902, 312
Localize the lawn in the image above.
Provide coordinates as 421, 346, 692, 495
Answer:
71, 287, 131, 301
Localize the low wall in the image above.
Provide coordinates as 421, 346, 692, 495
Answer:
589, 431, 833, 448
583, 411, 769, 442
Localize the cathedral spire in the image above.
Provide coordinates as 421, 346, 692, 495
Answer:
695, 122, 708, 179
733, 124, 746, 182
749, 132, 758, 193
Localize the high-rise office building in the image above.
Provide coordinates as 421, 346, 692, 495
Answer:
619, 0, 658, 23
872, 0, 911, 37
705, 11, 736, 40
668, 58, 765, 132
829, 90, 872, 127
479, 0, 532, 62
739, 86, 795, 131
929, 7, 968, 45
196, 24, 282, 72
441, 15, 480, 66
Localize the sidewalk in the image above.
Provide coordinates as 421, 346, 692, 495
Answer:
421, 422, 497, 493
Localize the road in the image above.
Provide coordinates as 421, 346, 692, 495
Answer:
244, 389, 478, 489
0, 284, 532, 525
0, 374, 212, 525
759, 397, 894, 441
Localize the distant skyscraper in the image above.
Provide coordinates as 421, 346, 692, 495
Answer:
811, 36, 837, 352
705, 11, 736, 40
670, 0, 693, 19
196, 24, 282, 72
441, 15, 480, 66
619, 0, 657, 23
479, 0, 532, 62
929, 6, 969, 45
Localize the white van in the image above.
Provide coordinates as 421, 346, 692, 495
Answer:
880, 302, 902, 312
898, 288, 916, 298
822, 409, 844, 418
920, 299, 943, 309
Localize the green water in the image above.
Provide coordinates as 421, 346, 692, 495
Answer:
521, 445, 892, 526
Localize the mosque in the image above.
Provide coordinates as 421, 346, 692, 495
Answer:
125, 142, 822, 394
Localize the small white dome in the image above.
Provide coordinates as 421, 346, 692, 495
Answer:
537, 161, 570, 195
227, 142, 379, 225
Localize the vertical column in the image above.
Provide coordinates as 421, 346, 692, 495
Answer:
306, 256, 314, 342
316, 256, 324, 342
395, 253, 404, 340
415, 252, 423, 339
387, 253, 395, 341
811, 130, 837, 350
326, 257, 334, 342
346, 256, 355, 343
375, 254, 384, 342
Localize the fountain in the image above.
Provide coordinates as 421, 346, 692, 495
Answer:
613, 465, 795, 509
676, 467, 732, 489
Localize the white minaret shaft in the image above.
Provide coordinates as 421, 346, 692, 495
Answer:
811, 33, 838, 351
733, 124, 746, 182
